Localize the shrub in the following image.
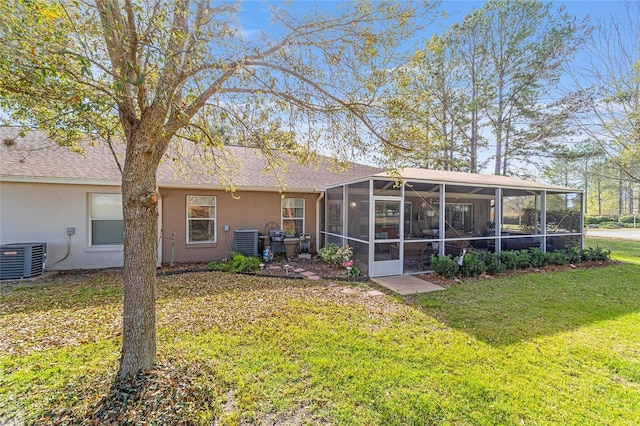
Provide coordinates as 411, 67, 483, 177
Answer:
548, 251, 569, 265
528, 248, 548, 268
346, 266, 362, 278
565, 247, 582, 264
499, 250, 519, 270
318, 242, 339, 263
618, 215, 637, 224
207, 260, 230, 271
598, 221, 625, 229
430, 255, 459, 278
581, 246, 610, 262
230, 252, 261, 272
318, 243, 353, 265
477, 251, 505, 275
458, 251, 486, 277
515, 250, 532, 269
585, 215, 614, 225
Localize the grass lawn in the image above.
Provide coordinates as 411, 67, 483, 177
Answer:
1, 237, 639, 424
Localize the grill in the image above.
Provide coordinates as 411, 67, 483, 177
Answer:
268, 230, 288, 260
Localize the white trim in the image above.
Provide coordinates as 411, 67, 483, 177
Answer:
1, 176, 120, 186
157, 192, 163, 266
88, 193, 124, 247
281, 197, 305, 237
315, 192, 325, 253
0, 177, 327, 194
186, 195, 217, 244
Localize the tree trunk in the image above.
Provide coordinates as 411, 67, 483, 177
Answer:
618, 169, 624, 215
494, 81, 504, 175
597, 171, 602, 215
117, 131, 161, 380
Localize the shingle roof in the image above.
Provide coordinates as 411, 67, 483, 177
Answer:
0, 127, 380, 191
374, 168, 577, 192
0, 127, 578, 193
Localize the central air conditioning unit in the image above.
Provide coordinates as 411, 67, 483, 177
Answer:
233, 229, 259, 256
0, 242, 47, 280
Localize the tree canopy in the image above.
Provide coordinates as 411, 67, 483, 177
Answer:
0, 0, 437, 378
384, 0, 589, 176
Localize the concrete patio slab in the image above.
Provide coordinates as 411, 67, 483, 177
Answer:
372, 275, 445, 295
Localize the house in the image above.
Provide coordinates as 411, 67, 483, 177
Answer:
0, 127, 378, 272
0, 127, 584, 278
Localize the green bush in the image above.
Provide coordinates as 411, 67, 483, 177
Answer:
581, 246, 611, 262
499, 251, 519, 270
585, 215, 614, 224
548, 251, 569, 265
565, 247, 582, 264
458, 251, 486, 277
528, 248, 548, 268
230, 252, 261, 272
346, 266, 362, 278
207, 260, 230, 271
318, 242, 339, 263
618, 215, 637, 224
430, 255, 459, 278
318, 243, 353, 265
598, 221, 625, 229
477, 251, 506, 275
515, 250, 532, 269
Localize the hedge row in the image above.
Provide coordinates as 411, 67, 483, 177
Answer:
430, 247, 610, 279
585, 215, 638, 224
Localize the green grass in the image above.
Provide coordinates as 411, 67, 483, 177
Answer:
585, 236, 640, 265
1, 240, 639, 424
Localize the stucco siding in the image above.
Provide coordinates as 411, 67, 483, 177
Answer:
159, 188, 320, 263
0, 181, 124, 271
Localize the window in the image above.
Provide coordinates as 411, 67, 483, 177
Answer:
187, 195, 216, 243
89, 194, 124, 246
282, 198, 304, 237
445, 203, 473, 234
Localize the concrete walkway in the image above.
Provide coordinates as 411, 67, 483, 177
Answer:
372, 274, 445, 295
586, 228, 640, 240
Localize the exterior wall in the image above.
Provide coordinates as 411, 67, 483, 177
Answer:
159, 188, 320, 263
0, 181, 123, 271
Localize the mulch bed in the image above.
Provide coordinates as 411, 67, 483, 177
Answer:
418, 260, 620, 286
157, 255, 357, 280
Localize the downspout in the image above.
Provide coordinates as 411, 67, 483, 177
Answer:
541, 191, 547, 252
315, 191, 325, 253
156, 187, 163, 267
580, 191, 585, 250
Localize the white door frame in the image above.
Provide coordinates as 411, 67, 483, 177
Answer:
370, 196, 404, 277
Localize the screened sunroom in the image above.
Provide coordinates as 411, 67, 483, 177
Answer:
321, 169, 584, 277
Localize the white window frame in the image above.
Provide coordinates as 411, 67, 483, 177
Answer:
282, 197, 305, 237
186, 195, 217, 244
89, 193, 124, 246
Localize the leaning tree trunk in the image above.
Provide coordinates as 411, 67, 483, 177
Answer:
117, 132, 161, 380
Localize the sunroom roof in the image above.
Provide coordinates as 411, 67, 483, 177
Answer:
373, 168, 578, 192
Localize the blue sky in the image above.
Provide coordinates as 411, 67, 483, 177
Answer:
237, 1, 626, 34
234, 1, 633, 173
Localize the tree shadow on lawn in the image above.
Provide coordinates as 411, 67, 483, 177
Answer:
411, 265, 640, 347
